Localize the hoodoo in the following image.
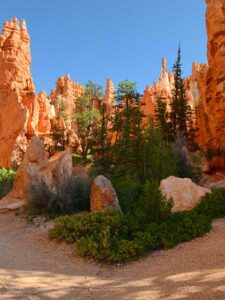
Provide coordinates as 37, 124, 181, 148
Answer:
0, 18, 36, 167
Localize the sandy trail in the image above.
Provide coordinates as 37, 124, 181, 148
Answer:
0, 213, 225, 300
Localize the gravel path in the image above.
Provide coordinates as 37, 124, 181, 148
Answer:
1, 213, 225, 300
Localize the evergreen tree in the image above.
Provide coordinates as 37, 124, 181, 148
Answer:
154, 94, 170, 140
91, 102, 112, 175
51, 98, 71, 151
111, 80, 143, 177
170, 46, 196, 144
73, 81, 102, 159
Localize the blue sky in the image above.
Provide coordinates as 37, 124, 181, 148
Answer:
1, 0, 207, 94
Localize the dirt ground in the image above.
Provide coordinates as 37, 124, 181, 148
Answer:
1, 213, 225, 300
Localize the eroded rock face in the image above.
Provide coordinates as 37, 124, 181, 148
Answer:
11, 137, 72, 200
50, 74, 84, 132
90, 175, 121, 212
194, 0, 225, 151
140, 57, 197, 121
0, 18, 37, 167
140, 57, 174, 118
160, 176, 211, 212
103, 79, 115, 116
37, 90, 55, 134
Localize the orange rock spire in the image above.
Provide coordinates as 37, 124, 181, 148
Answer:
103, 79, 115, 116
50, 75, 85, 132
0, 18, 37, 167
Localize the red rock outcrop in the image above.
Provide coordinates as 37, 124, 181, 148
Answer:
50, 74, 84, 132
194, 0, 225, 151
0, 18, 38, 167
103, 79, 115, 116
37, 90, 55, 134
0, 18, 58, 167
12, 137, 73, 200
141, 57, 200, 120
140, 57, 174, 118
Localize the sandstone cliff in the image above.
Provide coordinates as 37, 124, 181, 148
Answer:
194, 0, 225, 151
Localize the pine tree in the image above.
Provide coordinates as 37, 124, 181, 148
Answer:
170, 46, 193, 141
154, 94, 170, 140
170, 46, 198, 148
91, 102, 112, 175
111, 80, 143, 177
51, 98, 71, 151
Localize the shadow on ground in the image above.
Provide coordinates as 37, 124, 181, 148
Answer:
0, 213, 225, 299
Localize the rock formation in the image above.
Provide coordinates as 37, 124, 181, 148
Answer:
193, 0, 225, 151
0, 18, 55, 167
0, 137, 73, 210
0, 137, 73, 211
2, 0, 225, 168
90, 175, 121, 212
0, 16, 117, 168
37, 90, 55, 134
0, 18, 36, 167
50, 74, 84, 132
160, 176, 211, 212
141, 57, 199, 121
103, 79, 115, 116
140, 57, 174, 118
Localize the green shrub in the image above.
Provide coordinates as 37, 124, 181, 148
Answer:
158, 212, 212, 248
49, 209, 212, 264
141, 126, 178, 183
27, 175, 90, 216
112, 173, 141, 214
138, 180, 173, 223
194, 188, 225, 219
0, 168, 16, 199
49, 211, 125, 243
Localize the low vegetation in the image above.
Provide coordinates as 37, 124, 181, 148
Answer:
27, 175, 90, 216
194, 188, 225, 219
49, 188, 225, 263
49, 209, 212, 264
0, 168, 16, 199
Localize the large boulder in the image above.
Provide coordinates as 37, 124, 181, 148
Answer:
90, 175, 121, 212
0, 137, 72, 211
160, 176, 211, 212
